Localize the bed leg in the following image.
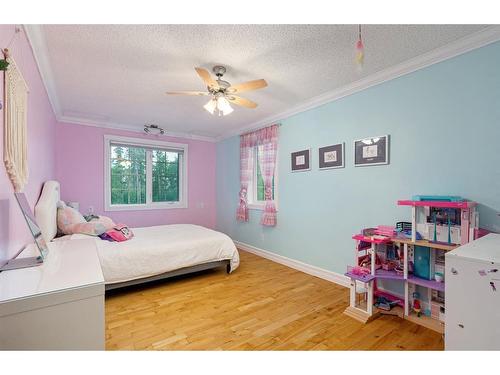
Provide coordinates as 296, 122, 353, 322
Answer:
226, 263, 231, 274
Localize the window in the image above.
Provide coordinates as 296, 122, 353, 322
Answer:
104, 136, 187, 211
247, 145, 277, 209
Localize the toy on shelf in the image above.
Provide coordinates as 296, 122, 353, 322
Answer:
362, 227, 377, 236
413, 197, 469, 251
397, 196, 477, 245
358, 253, 381, 270
350, 265, 370, 276
375, 296, 401, 311
343, 195, 478, 334
346, 266, 373, 282
412, 195, 464, 202
375, 225, 396, 237
382, 261, 396, 271
396, 222, 412, 232
431, 289, 445, 322
395, 221, 423, 240
425, 207, 461, 245
412, 292, 422, 317
394, 264, 404, 276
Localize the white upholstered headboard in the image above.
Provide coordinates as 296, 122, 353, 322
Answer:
34, 180, 60, 242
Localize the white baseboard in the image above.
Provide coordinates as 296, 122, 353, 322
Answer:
234, 241, 350, 288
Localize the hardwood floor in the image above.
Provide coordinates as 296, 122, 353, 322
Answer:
105, 250, 444, 350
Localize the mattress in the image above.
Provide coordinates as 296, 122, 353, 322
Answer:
54, 224, 239, 284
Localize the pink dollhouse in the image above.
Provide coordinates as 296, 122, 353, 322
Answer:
344, 197, 478, 333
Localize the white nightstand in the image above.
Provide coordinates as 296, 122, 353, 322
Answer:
0, 238, 105, 350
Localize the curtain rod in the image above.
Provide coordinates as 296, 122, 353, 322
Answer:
240, 123, 282, 137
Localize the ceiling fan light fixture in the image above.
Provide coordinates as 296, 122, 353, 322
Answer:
203, 98, 217, 114
169, 65, 266, 116
204, 96, 233, 116
216, 96, 233, 116
144, 124, 165, 135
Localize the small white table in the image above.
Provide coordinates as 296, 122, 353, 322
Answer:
0, 239, 105, 350
445, 234, 500, 350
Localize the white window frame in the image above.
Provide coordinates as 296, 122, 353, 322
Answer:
247, 145, 278, 211
104, 135, 188, 211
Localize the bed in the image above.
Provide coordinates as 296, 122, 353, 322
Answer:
34, 180, 240, 290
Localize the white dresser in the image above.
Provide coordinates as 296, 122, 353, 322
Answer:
445, 233, 500, 350
0, 238, 105, 350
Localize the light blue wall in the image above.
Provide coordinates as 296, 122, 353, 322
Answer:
216, 42, 500, 274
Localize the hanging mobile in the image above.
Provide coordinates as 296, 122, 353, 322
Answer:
355, 24, 365, 66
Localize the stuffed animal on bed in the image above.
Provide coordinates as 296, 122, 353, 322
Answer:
100, 224, 134, 242
56, 201, 115, 236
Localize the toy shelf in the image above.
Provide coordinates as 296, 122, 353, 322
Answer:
374, 269, 404, 280
345, 196, 478, 334
353, 234, 459, 251
375, 305, 404, 318
345, 271, 375, 283
374, 290, 404, 308
397, 200, 477, 209
406, 312, 444, 334
407, 274, 445, 292
391, 237, 458, 251
352, 234, 392, 244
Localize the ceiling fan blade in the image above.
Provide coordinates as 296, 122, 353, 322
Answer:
227, 79, 267, 94
227, 95, 258, 109
166, 91, 208, 96
195, 67, 219, 90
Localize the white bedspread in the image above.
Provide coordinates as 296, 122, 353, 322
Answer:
56, 224, 239, 284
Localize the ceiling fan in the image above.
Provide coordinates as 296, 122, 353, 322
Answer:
166, 66, 268, 116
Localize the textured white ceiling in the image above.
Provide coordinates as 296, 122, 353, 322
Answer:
39, 24, 489, 138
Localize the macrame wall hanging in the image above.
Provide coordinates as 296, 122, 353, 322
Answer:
2, 27, 30, 192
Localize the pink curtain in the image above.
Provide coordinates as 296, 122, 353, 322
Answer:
236, 124, 279, 226
257, 128, 278, 226
236, 136, 253, 222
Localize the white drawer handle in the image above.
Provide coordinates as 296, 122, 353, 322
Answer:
451, 268, 458, 275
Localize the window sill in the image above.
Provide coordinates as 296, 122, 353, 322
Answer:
105, 202, 187, 212
247, 203, 279, 212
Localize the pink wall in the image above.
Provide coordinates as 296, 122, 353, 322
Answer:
0, 25, 216, 262
55, 123, 216, 229
0, 25, 57, 264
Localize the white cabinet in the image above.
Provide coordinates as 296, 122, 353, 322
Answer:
0, 239, 105, 350
445, 234, 500, 350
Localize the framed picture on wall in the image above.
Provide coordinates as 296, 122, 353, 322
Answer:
318, 143, 344, 170
354, 135, 389, 167
291, 149, 311, 172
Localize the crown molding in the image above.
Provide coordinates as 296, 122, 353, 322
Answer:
217, 25, 500, 141
23, 24, 62, 117
24, 24, 217, 143
25, 24, 500, 143
58, 115, 217, 142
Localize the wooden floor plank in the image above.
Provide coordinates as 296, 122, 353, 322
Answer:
105, 250, 444, 350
